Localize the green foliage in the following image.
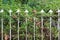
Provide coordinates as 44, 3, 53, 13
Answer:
0, 0, 59, 40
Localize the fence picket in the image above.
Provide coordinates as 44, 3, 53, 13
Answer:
49, 10, 53, 40
33, 17, 36, 40
9, 10, 12, 40
40, 9, 45, 40
16, 9, 20, 40
57, 9, 60, 40
0, 9, 4, 40
25, 10, 29, 40
1, 18, 3, 40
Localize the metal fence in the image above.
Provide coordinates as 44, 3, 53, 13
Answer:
0, 9, 60, 40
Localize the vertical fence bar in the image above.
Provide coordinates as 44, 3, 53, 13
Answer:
1, 18, 3, 40
9, 10, 12, 40
40, 10, 45, 40
50, 16, 52, 40
0, 9, 4, 40
25, 14, 27, 40
57, 9, 60, 40
16, 9, 20, 40
41, 15, 43, 40
17, 12, 19, 40
49, 10, 53, 40
25, 10, 29, 40
33, 17, 36, 40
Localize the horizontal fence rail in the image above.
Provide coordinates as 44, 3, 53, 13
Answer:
0, 9, 59, 40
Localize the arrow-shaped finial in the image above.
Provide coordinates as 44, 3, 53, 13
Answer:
57, 9, 60, 13
49, 9, 53, 14
9, 9, 12, 13
9, 9, 12, 16
0, 9, 4, 13
25, 10, 29, 13
40, 9, 45, 13
16, 9, 20, 13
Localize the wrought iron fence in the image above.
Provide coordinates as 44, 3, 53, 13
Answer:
0, 9, 59, 40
